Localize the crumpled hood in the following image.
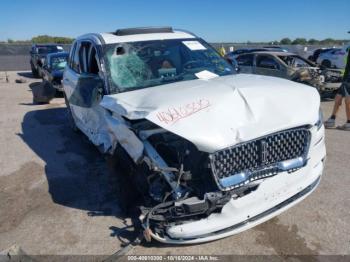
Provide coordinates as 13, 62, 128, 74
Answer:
100, 74, 320, 153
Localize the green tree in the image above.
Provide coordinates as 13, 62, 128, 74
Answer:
280, 38, 292, 45
320, 38, 336, 45
292, 38, 307, 45
7, 38, 14, 43
31, 35, 74, 44
308, 38, 319, 45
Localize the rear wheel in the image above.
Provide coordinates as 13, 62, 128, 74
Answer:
321, 59, 331, 68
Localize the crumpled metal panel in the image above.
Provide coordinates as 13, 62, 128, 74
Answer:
100, 74, 320, 154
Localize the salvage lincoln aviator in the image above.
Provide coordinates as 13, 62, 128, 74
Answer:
63, 27, 326, 244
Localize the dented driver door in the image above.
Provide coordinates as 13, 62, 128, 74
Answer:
63, 40, 106, 140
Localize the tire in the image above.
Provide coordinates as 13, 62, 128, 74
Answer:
108, 147, 145, 215
63, 93, 79, 132
321, 60, 331, 68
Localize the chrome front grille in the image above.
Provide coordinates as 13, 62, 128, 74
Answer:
209, 127, 311, 190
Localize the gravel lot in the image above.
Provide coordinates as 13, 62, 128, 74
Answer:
0, 71, 349, 256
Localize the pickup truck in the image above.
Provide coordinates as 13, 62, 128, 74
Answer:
41, 52, 69, 93
30, 44, 64, 78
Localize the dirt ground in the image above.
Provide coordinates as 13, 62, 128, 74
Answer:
0, 71, 349, 256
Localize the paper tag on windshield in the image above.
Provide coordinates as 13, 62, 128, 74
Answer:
182, 41, 206, 50
195, 70, 218, 80
57, 46, 63, 50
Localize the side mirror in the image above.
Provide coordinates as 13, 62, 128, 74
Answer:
68, 74, 104, 108
226, 58, 240, 73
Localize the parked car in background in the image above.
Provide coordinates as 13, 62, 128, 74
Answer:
225, 48, 266, 61
236, 51, 342, 96
225, 46, 287, 62
263, 46, 289, 52
41, 52, 69, 93
63, 27, 325, 244
316, 46, 349, 69
30, 44, 64, 77
308, 48, 335, 62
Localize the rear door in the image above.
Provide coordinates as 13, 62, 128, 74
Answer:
63, 41, 80, 98
255, 54, 285, 78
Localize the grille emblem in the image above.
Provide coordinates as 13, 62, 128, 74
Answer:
261, 140, 268, 164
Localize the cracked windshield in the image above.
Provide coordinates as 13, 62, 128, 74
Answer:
104, 38, 234, 92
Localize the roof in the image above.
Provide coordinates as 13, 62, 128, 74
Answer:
246, 51, 297, 56
88, 30, 196, 44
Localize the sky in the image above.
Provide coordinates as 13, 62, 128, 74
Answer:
0, 0, 349, 42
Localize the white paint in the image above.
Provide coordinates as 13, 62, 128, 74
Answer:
100, 74, 321, 153
149, 125, 326, 243
195, 70, 218, 80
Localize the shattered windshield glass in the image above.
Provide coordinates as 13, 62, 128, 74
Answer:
279, 55, 314, 68
103, 38, 234, 93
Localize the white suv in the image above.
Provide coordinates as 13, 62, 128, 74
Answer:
63, 27, 326, 244
317, 45, 349, 69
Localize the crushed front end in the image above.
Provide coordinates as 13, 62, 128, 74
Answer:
129, 122, 326, 244
290, 67, 342, 95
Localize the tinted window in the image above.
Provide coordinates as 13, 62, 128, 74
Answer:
330, 49, 341, 54
68, 42, 77, 69
236, 54, 254, 66
88, 46, 100, 74
37, 46, 62, 54
79, 42, 91, 73
72, 43, 81, 73
256, 55, 280, 70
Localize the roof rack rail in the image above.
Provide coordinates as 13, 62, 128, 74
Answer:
174, 28, 197, 38
114, 27, 173, 36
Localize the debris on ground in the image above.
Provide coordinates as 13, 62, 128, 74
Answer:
15, 78, 27, 84
0, 244, 36, 262
30, 81, 55, 104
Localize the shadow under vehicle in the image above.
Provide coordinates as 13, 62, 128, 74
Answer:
235, 51, 343, 97
18, 106, 145, 244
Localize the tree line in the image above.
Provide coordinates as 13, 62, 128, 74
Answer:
3, 35, 74, 44
278, 37, 347, 45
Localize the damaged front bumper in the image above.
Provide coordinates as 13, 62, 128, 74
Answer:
319, 82, 341, 93
142, 126, 326, 244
